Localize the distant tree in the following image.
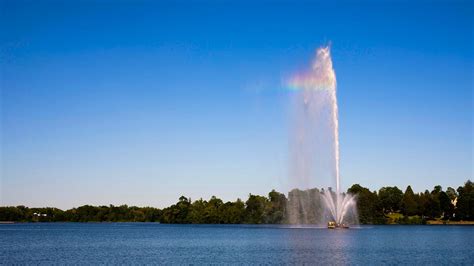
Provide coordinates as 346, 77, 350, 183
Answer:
219, 200, 245, 223
175, 196, 191, 223
348, 184, 385, 224
75, 205, 101, 222
432, 185, 442, 194
266, 190, 287, 224
187, 199, 207, 223
161, 197, 191, 223
427, 186, 442, 218
455, 180, 474, 220
378, 186, 403, 213
446, 187, 458, 201
0, 207, 25, 221
245, 194, 269, 224
204, 196, 223, 223
417, 190, 430, 217
142, 207, 162, 222
400, 186, 418, 216
230, 199, 246, 223
438, 191, 453, 219
414, 187, 444, 219
130, 206, 146, 222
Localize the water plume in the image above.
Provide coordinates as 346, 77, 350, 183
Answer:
286, 46, 357, 225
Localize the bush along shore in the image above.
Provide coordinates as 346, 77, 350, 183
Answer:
1, 180, 472, 225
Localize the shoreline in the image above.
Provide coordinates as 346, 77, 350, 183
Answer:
426, 220, 474, 225
2, 221, 473, 225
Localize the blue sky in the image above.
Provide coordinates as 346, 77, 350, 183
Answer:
1, 1, 472, 208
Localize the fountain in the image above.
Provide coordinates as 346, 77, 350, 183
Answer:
287, 46, 357, 227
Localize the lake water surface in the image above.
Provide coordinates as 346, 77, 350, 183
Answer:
1, 223, 473, 264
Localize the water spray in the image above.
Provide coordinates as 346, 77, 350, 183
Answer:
288, 46, 356, 226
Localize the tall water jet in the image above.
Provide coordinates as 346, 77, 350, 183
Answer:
287, 46, 357, 225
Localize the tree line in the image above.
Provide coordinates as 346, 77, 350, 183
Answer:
1, 180, 472, 224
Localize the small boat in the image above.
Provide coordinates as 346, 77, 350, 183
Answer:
327, 221, 336, 229
339, 223, 349, 229
327, 221, 349, 229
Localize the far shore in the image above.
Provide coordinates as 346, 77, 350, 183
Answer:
426, 220, 474, 225
2, 221, 474, 225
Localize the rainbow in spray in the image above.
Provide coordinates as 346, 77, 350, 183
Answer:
288, 46, 337, 92
287, 46, 356, 225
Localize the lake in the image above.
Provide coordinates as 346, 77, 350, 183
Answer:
1, 223, 473, 264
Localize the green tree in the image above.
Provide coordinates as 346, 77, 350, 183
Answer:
455, 180, 474, 220
245, 194, 268, 224
266, 190, 287, 224
187, 199, 207, 223
378, 186, 403, 213
0, 206, 26, 221
161, 197, 191, 223
446, 187, 458, 201
348, 184, 385, 224
400, 185, 418, 216
175, 196, 191, 223
204, 196, 223, 223
438, 191, 453, 219
142, 207, 162, 222
219, 200, 245, 223
427, 186, 442, 218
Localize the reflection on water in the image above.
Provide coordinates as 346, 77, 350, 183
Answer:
1, 223, 473, 264
285, 227, 351, 264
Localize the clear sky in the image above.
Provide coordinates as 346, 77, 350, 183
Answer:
1, 1, 472, 209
